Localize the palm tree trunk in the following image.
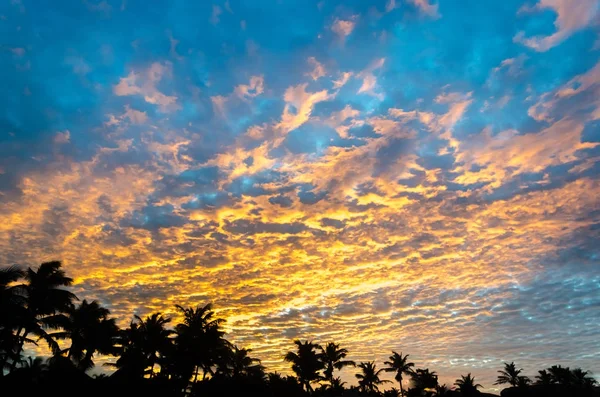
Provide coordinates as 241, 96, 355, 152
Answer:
193, 365, 199, 383
81, 349, 94, 371
399, 377, 405, 397
10, 328, 28, 372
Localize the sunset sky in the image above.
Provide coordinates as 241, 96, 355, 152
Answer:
1, 0, 600, 391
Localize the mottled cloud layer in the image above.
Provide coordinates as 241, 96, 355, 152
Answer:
1, 0, 599, 392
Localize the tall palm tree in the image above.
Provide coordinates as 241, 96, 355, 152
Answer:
284, 340, 324, 393
384, 351, 414, 396
12, 261, 77, 371
319, 342, 355, 384
138, 313, 173, 377
48, 300, 119, 371
535, 369, 552, 385
494, 362, 523, 387
454, 373, 482, 396
355, 361, 389, 394
174, 303, 229, 383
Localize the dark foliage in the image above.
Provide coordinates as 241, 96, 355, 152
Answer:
1, 263, 599, 397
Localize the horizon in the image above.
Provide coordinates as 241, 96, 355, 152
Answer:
1, 0, 600, 393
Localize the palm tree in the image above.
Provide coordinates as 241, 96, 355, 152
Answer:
113, 320, 147, 377
284, 340, 324, 393
535, 369, 552, 385
355, 361, 389, 394
571, 368, 597, 389
494, 362, 523, 387
138, 313, 173, 377
220, 346, 263, 378
454, 373, 482, 396
547, 365, 572, 387
328, 377, 347, 394
516, 375, 531, 388
436, 384, 451, 396
0, 265, 26, 373
11, 261, 77, 371
384, 351, 414, 396
410, 368, 439, 396
48, 300, 119, 371
383, 388, 401, 397
174, 303, 229, 383
319, 342, 355, 384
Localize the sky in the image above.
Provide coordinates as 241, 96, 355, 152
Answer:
1, 0, 600, 392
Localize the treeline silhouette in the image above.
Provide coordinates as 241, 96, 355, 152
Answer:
1, 262, 598, 397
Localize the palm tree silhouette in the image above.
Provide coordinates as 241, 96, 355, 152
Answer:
454, 373, 482, 396
494, 361, 523, 387
535, 369, 552, 385
48, 300, 119, 370
284, 340, 324, 393
174, 303, 228, 383
436, 384, 451, 396
220, 345, 263, 378
383, 387, 401, 397
0, 265, 26, 373
571, 368, 597, 389
410, 368, 439, 396
319, 342, 355, 384
384, 351, 414, 396
355, 361, 389, 394
124, 312, 173, 378
12, 261, 77, 371
547, 365, 572, 387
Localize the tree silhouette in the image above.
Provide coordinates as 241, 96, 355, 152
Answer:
12, 261, 77, 371
48, 300, 119, 371
383, 387, 401, 397
284, 340, 324, 393
435, 384, 451, 396
535, 369, 552, 385
0, 265, 26, 373
355, 361, 389, 394
173, 303, 229, 383
319, 342, 355, 384
409, 368, 438, 396
121, 312, 173, 378
547, 365, 572, 387
494, 361, 523, 387
219, 345, 263, 378
454, 373, 482, 396
571, 368, 597, 389
384, 351, 414, 397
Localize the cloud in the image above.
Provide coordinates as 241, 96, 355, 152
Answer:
306, 57, 326, 81
491, 54, 528, 76
408, 0, 440, 19
332, 72, 353, 89
211, 75, 265, 117
331, 16, 358, 40
234, 75, 265, 100
277, 83, 334, 136
113, 62, 180, 112
122, 105, 148, 124
54, 130, 71, 144
385, 0, 396, 13
514, 0, 599, 51
210, 4, 222, 25
357, 58, 385, 99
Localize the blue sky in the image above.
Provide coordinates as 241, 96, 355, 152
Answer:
1, 0, 600, 391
